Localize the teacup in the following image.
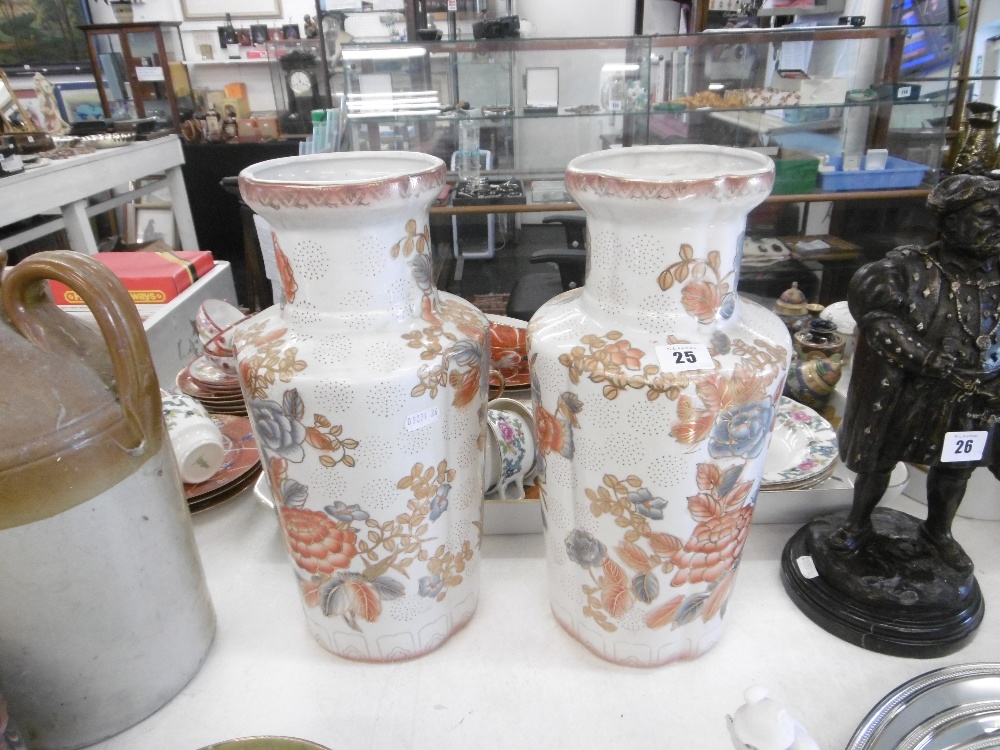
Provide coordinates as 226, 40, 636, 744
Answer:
485, 398, 537, 499
203, 329, 238, 376
160, 391, 226, 484
196, 298, 246, 346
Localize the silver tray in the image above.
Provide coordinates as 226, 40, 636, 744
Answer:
847, 663, 1000, 750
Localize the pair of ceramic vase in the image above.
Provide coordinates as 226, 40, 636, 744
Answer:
235, 145, 791, 666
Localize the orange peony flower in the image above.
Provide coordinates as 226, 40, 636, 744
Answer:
670, 504, 753, 586
534, 405, 564, 456
280, 507, 357, 575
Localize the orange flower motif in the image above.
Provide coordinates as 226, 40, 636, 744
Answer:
681, 281, 721, 324
280, 507, 357, 575
273, 234, 297, 303
535, 405, 564, 456
604, 339, 644, 370
670, 504, 753, 585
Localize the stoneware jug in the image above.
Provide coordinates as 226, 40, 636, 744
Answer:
0, 250, 216, 749
236, 151, 488, 662
529, 145, 791, 666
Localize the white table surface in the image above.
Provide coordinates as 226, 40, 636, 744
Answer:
90, 490, 1000, 750
0, 135, 198, 254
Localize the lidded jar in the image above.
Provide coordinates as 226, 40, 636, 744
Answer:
528, 145, 791, 666
236, 152, 489, 662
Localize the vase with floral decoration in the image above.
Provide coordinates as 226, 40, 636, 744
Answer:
235, 152, 489, 662
528, 145, 791, 666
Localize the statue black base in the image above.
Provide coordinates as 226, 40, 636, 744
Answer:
781, 508, 984, 658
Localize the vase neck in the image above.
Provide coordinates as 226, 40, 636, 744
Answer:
579, 205, 747, 332
270, 210, 438, 325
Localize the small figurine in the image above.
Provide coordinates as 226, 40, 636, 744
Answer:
727, 685, 819, 750
32, 73, 70, 135
782, 174, 1000, 656
304, 14, 319, 38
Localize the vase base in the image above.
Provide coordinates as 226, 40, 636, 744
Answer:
306, 599, 478, 663
550, 605, 720, 668
781, 513, 984, 658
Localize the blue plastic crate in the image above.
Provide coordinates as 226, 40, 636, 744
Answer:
818, 156, 931, 191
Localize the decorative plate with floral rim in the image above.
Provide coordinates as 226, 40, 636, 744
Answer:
762, 397, 838, 487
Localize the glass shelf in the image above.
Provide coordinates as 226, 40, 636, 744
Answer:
335, 22, 956, 199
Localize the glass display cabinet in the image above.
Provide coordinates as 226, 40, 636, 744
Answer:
337, 23, 957, 198
81, 22, 194, 133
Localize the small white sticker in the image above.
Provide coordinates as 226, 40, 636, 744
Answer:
655, 344, 713, 372
447, 0, 457, 9
796, 555, 819, 579
608, 99, 623, 111
405, 406, 440, 432
941, 431, 988, 462
897, 85, 912, 98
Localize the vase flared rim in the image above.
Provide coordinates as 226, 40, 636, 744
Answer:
238, 151, 447, 212
565, 145, 774, 202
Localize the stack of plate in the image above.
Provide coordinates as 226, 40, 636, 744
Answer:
175, 354, 246, 416
761, 397, 839, 492
184, 415, 260, 513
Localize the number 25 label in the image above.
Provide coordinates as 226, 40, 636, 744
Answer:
941, 431, 988, 462
655, 344, 713, 373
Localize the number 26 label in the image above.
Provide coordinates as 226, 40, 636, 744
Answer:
941, 431, 988, 462
655, 344, 713, 373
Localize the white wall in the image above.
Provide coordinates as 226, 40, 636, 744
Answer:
131, 0, 319, 111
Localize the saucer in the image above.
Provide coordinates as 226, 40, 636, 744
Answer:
184, 415, 258, 500
187, 355, 240, 387
762, 397, 838, 487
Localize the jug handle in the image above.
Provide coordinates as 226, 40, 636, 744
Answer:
2, 251, 160, 454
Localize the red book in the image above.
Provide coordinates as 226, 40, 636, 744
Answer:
50, 251, 215, 305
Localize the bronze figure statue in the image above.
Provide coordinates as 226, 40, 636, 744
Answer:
781, 174, 1000, 657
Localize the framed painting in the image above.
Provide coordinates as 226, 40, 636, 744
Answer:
133, 203, 176, 247
0, 0, 89, 68
53, 81, 104, 123
181, 0, 283, 20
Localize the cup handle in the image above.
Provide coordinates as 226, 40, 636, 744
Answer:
489, 368, 505, 399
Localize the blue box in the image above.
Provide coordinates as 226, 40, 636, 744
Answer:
818, 156, 931, 191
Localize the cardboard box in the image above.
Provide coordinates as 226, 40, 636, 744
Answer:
225, 82, 248, 99
773, 148, 820, 195
49, 250, 216, 305
772, 72, 849, 105
236, 116, 280, 141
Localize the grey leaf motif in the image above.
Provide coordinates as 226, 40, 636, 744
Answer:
283, 388, 305, 421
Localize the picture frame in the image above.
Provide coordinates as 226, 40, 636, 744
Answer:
53, 81, 104, 123
181, 0, 283, 21
133, 204, 177, 248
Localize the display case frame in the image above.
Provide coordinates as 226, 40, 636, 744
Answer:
81, 22, 193, 133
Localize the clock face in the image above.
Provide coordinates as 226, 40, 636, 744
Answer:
289, 70, 312, 96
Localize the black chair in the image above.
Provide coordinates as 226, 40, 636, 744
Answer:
505, 215, 587, 321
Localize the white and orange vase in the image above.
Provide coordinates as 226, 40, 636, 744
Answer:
236, 152, 489, 662
528, 145, 792, 666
